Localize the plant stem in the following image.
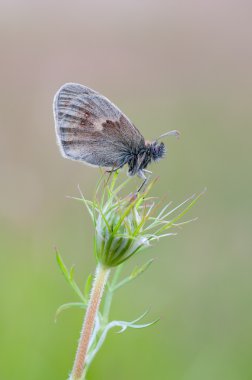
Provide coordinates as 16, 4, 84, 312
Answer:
70, 263, 110, 380
102, 265, 123, 325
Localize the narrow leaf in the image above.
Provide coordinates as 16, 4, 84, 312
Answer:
56, 250, 71, 285
55, 302, 86, 322
130, 259, 154, 280
55, 249, 86, 303
112, 259, 154, 291
84, 273, 93, 298
69, 265, 75, 281
156, 189, 206, 235
77, 185, 95, 222
86, 310, 158, 368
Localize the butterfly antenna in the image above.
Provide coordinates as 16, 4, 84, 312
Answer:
156, 130, 180, 141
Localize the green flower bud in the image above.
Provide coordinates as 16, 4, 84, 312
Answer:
95, 196, 150, 267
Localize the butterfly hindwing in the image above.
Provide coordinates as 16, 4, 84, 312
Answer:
53, 83, 144, 168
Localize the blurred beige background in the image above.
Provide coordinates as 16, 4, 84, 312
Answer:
0, 1, 251, 379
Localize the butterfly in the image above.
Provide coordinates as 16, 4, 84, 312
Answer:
53, 83, 179, 190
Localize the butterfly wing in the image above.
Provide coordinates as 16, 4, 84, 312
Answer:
53, 83, 144, 168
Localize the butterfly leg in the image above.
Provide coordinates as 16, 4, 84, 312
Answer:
143, 169, 152, 175
106, 167, 119, 173
137, 169, 152, 193
106, 163, 125, 174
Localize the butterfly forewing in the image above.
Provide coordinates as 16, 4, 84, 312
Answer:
53, 83, 144, 168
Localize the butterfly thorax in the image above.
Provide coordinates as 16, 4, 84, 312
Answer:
127, 141, 165, 176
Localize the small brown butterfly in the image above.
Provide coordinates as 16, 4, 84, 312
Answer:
53, 83, 179, 189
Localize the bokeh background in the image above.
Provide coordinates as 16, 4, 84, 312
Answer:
0, 1, 251, 379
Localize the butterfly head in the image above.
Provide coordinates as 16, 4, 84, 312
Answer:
138, 129, 180, 170
148, 140, 166, 161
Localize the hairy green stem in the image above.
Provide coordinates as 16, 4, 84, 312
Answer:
102, 265, 122, 325
70, 263, 110, 380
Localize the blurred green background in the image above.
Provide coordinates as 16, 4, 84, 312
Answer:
0, 1, 251, 379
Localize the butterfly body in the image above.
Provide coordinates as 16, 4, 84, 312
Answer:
53, 83, 168, 180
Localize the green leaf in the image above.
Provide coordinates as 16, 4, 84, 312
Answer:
84, 273, 93, 299
130, 259, 154, 280
69, 265, 75, 281
77, 185, 95, 222
156, 189, 206, 235
56, 249, 71, 284
85, 310, 158, 369
55, 302, 86, 322
109, 174, 131, 197
112, 259, 154, 291
55, 249, 86, 303
145, 195, 196, 232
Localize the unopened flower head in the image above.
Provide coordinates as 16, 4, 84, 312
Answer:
76, 172, 204, 269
